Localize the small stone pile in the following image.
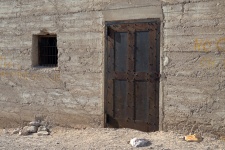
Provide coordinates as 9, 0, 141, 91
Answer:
12, 120, 50, 136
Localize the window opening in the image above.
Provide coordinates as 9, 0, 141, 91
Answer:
38, 36, 58, 67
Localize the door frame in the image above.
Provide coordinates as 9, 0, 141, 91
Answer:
103, 19, 161, 131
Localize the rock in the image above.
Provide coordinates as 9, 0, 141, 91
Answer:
27, 126, 38, 133
130, 138, 150, 147
29, 121, 41, 127
178, 136, 185, 140
20, 126, 38, 135
38, 126, 49, 132
37, 131, 49, 136
19, 126, 30, 136
184, 134, 203, 142
12, 128, 20, 134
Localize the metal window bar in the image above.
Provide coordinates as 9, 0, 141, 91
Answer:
39, 36, 58, 67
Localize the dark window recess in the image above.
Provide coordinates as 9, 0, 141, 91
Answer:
38, 36, 58, 67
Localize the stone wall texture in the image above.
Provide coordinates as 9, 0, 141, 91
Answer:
0, 0, 224, 135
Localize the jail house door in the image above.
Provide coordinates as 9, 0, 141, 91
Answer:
105, 21, 160, 132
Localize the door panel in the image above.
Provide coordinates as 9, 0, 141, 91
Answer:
135, 31, 150, 72
115, 32, 128, 72
114, 80, 127, 119
134, 81, 149, 122
105, 20, 160, 132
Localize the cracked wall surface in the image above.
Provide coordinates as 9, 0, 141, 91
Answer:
0, 0, 225, 135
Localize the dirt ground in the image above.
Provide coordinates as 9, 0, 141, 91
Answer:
0, 127, 225, 150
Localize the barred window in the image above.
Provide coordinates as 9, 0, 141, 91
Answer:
38, 36, 58, 67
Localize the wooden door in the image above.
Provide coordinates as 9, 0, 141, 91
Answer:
105, 20, 160, 132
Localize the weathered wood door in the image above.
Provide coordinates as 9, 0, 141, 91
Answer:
105, 20, 160, 132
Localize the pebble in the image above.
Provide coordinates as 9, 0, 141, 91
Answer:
19, 126, 30, 136
38, 126, 49, 132
27, 126, 38, 133
37, 131, 49, 136
19, 126, 38, 135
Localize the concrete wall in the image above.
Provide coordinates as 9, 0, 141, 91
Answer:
162, 0, 225, 135
0, 0, 224, 135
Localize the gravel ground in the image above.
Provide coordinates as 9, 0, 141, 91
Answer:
0, 127, 225, 150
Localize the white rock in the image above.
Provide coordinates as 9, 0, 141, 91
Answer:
130, 138, 150, 147
38, 126, 49, 132
37, 131, 49, 136
27, 126, 38, 133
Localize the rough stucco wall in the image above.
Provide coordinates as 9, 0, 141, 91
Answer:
0, 0, 105, 128
0, 0, 162, 128
162, 0, 225, 135
0, 0, 225, 135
